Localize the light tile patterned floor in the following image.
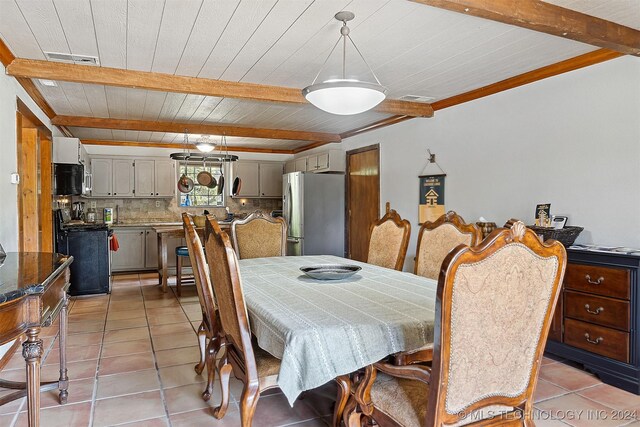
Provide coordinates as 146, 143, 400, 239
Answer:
0, 272, 639, 426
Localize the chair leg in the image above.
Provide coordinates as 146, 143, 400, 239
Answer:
239, 383, 260, 427
213, 357, 232, 419
194, 322, 206, 375
202, 336, 220, 402
334, 375, 351, 427
176, 255, 182, 297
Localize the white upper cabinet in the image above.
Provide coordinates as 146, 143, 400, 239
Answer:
306, 150, 344, 173
53, 137, 84, 164
232, 161, 260, 197
134, 159, 155, 197
294, 157, 308, 172
231, 161, 283, 198
259, 163, 284, 197
285, 160, 295, 174
90, 158, 112, 197
154, 160, 176, 197
112, 159, 135, 197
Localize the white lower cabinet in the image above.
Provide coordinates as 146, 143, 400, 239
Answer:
111, 228, 146, 271
113, 227, 184, 272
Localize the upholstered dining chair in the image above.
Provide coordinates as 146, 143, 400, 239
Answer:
230, 210, 287, 259
347, 222, 567, 427
366, 203, 411, 270
204, 216, 281, 427
414, 211, 482, 280
181, 213, 222, 402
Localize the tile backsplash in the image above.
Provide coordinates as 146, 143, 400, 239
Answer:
69, 196, 282, 223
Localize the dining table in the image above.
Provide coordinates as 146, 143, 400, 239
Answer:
237, 254, 438, 405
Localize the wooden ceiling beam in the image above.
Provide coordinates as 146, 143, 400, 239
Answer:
51, 115, 341, 143
409, 0, 640, 56
81, 139, 294, 154
7, 59, 434, 118
1, 39, 57, 119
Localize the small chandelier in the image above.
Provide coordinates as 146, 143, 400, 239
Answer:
302, 11, 387, 115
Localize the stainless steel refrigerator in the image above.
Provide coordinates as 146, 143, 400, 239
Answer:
283, 172, 345, 257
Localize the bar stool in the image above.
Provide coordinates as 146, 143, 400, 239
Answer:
175, 245, 191, 297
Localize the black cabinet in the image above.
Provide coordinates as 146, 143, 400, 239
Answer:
546, 248, 640, 394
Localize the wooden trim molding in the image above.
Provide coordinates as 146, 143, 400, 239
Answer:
51, 115, 340, 143
0, 38, 15, 67
7, 59, 434, 118
432, 48, 623, 110
409, 0, 640, 56
81, 139, 294, 154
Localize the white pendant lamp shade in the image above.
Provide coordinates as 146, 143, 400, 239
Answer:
303, 11, 387, 116
195, 141, 215, 153
303, 80, 387, 116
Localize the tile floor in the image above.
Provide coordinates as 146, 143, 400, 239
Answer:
0, 272, 639, 426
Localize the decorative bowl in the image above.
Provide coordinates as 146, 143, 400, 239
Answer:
300, 264, 362, 280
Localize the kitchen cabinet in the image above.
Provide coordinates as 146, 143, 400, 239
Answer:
111, 228, 146, 271
113, 227, 182, 272
294, 157, 308, 172
306, 149, 344, 173
53, 137, 86, 165
285, 160, 295, 174
90, 158, 112, 197
231, 161, 283, 198
259, 162, 284, 197
112, 159, 135, 197
154, 160, 176, 197
232, 161, 260, 197
135, 160, 155, 197
90, 157, 175, 198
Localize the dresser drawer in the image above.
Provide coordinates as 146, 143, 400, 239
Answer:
564, 263, 630, 300
564, 291, 630, 331
564, 318, 629, 363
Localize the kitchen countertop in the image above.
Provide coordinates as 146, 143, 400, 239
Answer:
112, 220, 233, 228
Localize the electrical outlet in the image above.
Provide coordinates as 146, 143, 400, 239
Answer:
90, 201, 97, 208
156, 200, 161, 208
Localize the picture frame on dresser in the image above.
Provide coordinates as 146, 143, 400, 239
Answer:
545, 248, 640, 394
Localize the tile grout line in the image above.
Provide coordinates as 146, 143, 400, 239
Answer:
88, 287, 114, 427
141, 276, 175, 427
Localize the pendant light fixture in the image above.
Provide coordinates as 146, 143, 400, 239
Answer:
302, 11, 387, 115
195, 135, 215, 153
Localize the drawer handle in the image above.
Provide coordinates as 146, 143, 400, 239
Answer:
584, 304, 604, 315
584, 333, 603, 345
585, 274, 604, 285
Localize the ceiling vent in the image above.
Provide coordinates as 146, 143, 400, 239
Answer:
400, 95, 436, 103
44, 52, 99, 66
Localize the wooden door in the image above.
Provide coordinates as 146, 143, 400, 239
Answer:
346, 145, 380, 262
154, 160, 175, 197
134, 159, 155, 197
91, 158, 112, 196
112, 159, 134, 197
259, 162, 283, 197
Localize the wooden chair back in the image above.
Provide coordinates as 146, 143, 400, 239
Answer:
182, 213, 217, 328
426, 222, 566, 425
204, 216, 258, 378
366, 204, 411, 270
230, 210, 287, 259
414, 211, 482, 280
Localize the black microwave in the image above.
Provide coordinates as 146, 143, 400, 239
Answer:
53, 163, 84, 196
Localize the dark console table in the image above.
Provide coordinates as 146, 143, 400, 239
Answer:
546, 248, 640, 394
0, 252, 72, 426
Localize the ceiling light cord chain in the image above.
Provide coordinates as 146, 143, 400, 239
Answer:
347, 34, 383, 86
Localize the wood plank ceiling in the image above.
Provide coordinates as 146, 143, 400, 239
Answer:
0, 0, 638, 152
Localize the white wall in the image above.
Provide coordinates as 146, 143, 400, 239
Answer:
343, 56, 640, 270
0, 64, 52, 251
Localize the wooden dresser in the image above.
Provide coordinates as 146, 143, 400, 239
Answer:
546, 248, 640, 394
